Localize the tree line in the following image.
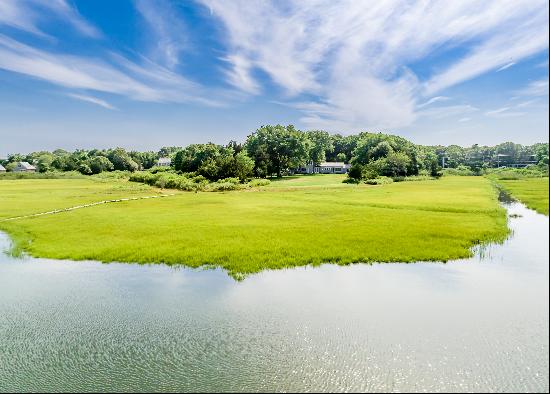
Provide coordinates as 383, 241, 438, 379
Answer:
2, 125, 548, 182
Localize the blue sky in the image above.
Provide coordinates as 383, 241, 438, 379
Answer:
0, 0, 548, 156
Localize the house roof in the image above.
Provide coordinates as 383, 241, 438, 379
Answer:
318, 161, 346, 167
157, 157, 171, 164
18, 161, 36, 170
0, 164, 6, 171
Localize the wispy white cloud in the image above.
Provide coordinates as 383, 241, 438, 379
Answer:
200, 0, 548, 131
458, 117, 471, 122
0, 0, 101, 38
417, 96, 450, 108
424, 6, 548, 95
515, 78, 549, 97
0, 34, 218, 106
516, 99, 539, 108
485, 106, 526, 117
134, 0, 187, 69
417, 104, 479, 119
67, 93, 117, 110
496, 62, 516, 72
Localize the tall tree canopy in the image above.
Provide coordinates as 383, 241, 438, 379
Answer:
245, 125, 311, 177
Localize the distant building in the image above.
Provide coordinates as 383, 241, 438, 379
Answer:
13, 162, 36, 172
295, 161, 350, 174
0, 164, 6, 172
156, 157, 172, 167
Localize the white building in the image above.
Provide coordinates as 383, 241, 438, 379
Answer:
13, 162, 36, 172
156, 157, 172, 167
295, 161, 350, 174
0, 164, 6, 172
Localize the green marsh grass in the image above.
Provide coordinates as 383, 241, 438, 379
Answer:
0, 178, 160, 219
0, 176, 508, 277
494, 177, 549, 215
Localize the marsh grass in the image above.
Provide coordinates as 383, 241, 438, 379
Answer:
493, 177, 549, 215
0, 178, 159, 220
0, 175, 508, 277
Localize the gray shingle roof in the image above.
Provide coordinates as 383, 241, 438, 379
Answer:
18, 162, 36, 170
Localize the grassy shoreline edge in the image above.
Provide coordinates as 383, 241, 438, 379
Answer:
0, 176, 511, 278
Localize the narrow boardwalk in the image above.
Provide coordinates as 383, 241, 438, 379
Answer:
0, 193, 176, 222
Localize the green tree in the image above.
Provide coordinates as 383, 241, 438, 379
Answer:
158, 146, 182, 157
35, 153, 54, 172
347, 163, 364, 181
384, 152, 411, 177
306, 130, 333, 164
107, 148, 138, 171
89, 156, 114, 174
233, 151, 255, 181
245, 125, 311, 177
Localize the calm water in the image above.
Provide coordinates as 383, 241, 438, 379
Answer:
0, 202, 548, 392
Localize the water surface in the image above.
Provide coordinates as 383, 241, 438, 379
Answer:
0, 202, 548, 392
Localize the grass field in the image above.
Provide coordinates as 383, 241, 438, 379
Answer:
494, 177, 549, 215
0, 175, 508, 277
0, 178, 165, 220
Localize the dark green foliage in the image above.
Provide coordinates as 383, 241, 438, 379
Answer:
107, 148, 139, 172
306, 130, 334, 163
2, 128, 546, 183
347, 164, 364, 182
89, 156, 114, 174
173, 144, 254, 181
245, 124, 311, 177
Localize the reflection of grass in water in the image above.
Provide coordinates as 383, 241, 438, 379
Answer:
495, 178, 549, 215
0, 176, 508, 277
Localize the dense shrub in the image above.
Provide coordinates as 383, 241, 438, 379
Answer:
486, 165, 548, 180
364, 176, 394, 185
129, 170, 272, 192
442, 165, 474, 176
249, 179, 271, 187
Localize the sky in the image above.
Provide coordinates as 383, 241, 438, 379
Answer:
0, 0, 548, 156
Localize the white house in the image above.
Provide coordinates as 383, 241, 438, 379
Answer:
156, 157, 172, 167
0, 164, 6, 172
13, 162, 36, 172
295, 161, 350, 174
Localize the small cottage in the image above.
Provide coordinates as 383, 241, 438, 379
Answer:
13, 162, 36, 172
295, 161, 350, 174
156, 157, 171, 167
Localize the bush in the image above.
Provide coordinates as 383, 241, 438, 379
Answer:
485, 165, 549, 180
249, 179, 271, 187
209, 182, 242, 191
129, 171, 271, 192
364, 176, 393, 185
347, 163, 363, 182
442, 165, 474, 176
93, 170, 131, 180
218, 177, 241, 185
148, 166, 172, 174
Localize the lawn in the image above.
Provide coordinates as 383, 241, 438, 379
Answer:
0, 176, 508, 277
494, 177, 549, 215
